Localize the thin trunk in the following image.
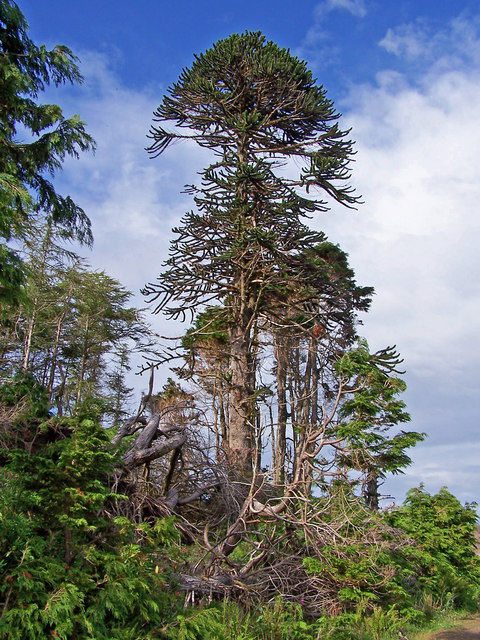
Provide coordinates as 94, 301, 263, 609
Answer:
76, 316, 89, 404
274, 333, 288, 485
304, 334, 319, 494
310, 335, 319, 426
255, 411, 262, 472
287, 352, 297, 480
22, 298, 37, 369
365, 473, 379, 511
212, 367, 228, 462
55, 362, 68, 415
48, 310, 66, 401
218, 379, 227, 443
23, 225, 54, 370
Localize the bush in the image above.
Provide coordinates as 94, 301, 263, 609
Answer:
386, 486, 480, 612
0, 409, 180, 639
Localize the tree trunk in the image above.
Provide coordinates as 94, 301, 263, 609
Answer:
365, 473, 379, 511
227, 313, 255, 475
76, 315, 89, 404
273, 333, 288, 485
47, 310, 66, 401
22, 298, 37, 370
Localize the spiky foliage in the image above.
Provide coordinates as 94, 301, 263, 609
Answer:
145, 31, 360, 319
144, 31, 370, 472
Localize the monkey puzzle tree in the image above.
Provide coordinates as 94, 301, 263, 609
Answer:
144, 31, 365, 474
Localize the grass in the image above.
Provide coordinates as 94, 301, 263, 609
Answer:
408, 610, 480, 640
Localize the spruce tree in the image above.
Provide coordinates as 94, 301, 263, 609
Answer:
0, 0, 95, 304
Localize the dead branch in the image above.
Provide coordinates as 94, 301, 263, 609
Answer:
122, 428, 186, 471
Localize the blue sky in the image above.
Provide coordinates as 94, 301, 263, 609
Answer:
18, 0, 480, 508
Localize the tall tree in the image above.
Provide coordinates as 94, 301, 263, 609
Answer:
334, 342, 424, 509
267, 242, 373, 484
144, 31, 367, 474
64, 270, 145, 408
0, 0, 94, 304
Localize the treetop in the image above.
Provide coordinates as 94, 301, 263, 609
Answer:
147, 30, 357, 211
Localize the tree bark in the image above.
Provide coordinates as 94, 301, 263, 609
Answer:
227, 317, 254, 474
122, 430, 186, 471
114, 412, 186, 473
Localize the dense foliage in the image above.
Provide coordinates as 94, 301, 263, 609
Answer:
0, 0, 94, 305
387, 486, 480, 612
0, 394, 180, 639
0, 8, 478, 640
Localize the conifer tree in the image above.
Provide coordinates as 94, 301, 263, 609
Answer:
334, 342, 425, 509
0, 0, 94, 304
144, 32, 366, 473
0, 227, 149, 419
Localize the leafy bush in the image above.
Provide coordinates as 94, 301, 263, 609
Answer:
386, 486, 480, 612
158, 601, 317, 640
0, 409, 180, 639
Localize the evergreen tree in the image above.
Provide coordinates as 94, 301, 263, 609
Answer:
387, 486, 480, 610
0, 0, 94, 304
334, 342, 425, 509
0, 397, 180, 639
144, 32, 367, 473
0, 228, 149, 419
105, 343, 134, 426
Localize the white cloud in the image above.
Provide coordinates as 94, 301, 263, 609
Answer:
55, 51, 211, 305
316, 35, 480, 379
385, 441, 480, 507
379, 13, 480, 69
379, 23, 431, 60
322, 0, 367, 18
306, 14, 480, 505
295, 0, 367, 67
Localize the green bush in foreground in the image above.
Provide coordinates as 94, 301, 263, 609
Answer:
0, 405, 180, 639
386, 485, 480, 612
1, 383, 478, 639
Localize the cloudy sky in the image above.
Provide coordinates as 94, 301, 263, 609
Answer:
20, 0, 480, 507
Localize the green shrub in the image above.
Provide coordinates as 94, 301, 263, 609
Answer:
0, 410, 180, 639
158, 600, 317, 640
386, 486, 480, 612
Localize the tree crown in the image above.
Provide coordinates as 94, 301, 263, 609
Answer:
147, 31, 359, 209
